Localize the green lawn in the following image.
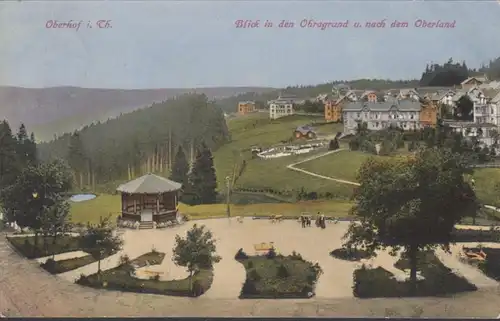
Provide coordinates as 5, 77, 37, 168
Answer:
237, 252, 322, 298
296, 149, 500, 207
353, 251, 477, 298
295, 150, 371, 182
213, 114, 347, 196
7, 235, 83, 259
76, 251, 213, 297
473, 168, 500, 207
41, 255, 97, 274
69, 193, 353, 225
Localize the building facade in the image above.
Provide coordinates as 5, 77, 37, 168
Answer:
269, 99, 294, 119
238, 101, 256, 114
324, 100, 343, 122
419, 100, 438, 127
343, 100, 424, 134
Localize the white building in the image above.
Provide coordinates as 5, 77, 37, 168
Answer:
442, 120, 496, 148
269, 99, 294, 119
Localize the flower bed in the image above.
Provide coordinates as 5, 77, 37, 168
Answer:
353, 251, 477, 298
76, 251, 213, 297
236, 249, 322, 299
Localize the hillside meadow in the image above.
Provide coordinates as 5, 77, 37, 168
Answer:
296, 149, 500, 207
69, 193, 353, 224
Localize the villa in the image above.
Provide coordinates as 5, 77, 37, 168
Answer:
342, 100, 433, 134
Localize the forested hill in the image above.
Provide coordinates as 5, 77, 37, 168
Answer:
0, 86, 274, 141
37, 94, 229, 185
215, 79, 420, 113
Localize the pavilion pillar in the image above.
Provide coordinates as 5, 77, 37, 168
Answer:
156, 196, 160, 213
134, 198, 137, 213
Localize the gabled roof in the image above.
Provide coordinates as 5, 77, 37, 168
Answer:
452, 90, 467, 102
116, 173, 182, 194
461, 77, 486, 85
343, 100, 421, 112
359, 90, 377, 99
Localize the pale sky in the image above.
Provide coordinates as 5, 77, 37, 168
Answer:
1, 0, 500, 88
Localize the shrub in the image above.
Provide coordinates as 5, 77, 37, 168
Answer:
241, 279, 258, 295
266, 247, 277, 259
235, 248, 249, 260
348, 138, 360, 151
41, 258, 57, 273
328, 138, 340, 150
75, 274, 91, 286
276, 264, 290, 278
191, 280, 204, 297
289, 251, 304, 261
248, 269, 261, 281
247, 261, 254, 268
151, 246, 158, 254
330, 247, 372, 261
119, 254, 131, 266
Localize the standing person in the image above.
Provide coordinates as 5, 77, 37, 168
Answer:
301, 215, 305, 228
307, 216, 311, 227
320, 214, 326, 229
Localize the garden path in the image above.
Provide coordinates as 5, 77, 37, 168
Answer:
4, 226, 500, 317
286, 148, 500, 290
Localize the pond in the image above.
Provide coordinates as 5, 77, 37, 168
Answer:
69, 194, 97, 202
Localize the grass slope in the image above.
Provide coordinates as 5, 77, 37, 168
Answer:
69, 194, 352, 224
213, 113, 348, 196
296, 149, 500, 207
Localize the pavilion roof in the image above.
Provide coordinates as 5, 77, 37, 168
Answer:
116, 173, 182, 194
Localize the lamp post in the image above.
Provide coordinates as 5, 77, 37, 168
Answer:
225, 176, 231, 219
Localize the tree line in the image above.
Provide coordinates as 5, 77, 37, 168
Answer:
419, 56, 500, 87
0, 121, 37, 190
37, 94, 230, 190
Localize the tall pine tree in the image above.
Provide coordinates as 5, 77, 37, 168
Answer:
169, 146, 189, 188
189, 143, 217, 204
16, 124, 37, 166
67, 132, 87, 189
0, 120, 19, 189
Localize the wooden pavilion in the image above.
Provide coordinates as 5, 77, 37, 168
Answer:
116, 173, 182, 223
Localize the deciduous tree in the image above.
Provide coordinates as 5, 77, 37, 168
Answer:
80, 215, 123, 278
1, 160, 72, 255
172, 224, 221, 293
343, 148, 478, 294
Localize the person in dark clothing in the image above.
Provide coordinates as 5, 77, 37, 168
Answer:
306, 217, 311, 227
301, 216, 305, 228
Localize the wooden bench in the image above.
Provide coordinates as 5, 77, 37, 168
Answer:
270, 215, 283, 223
254, 242, 274, 254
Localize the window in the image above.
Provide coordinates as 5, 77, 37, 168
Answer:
356, 112, 361, 118
376, 122, 379, 128
364, 112, 368, 118
410, 113, 415, 119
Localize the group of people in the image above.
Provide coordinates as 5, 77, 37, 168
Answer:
300, 215, 312, 228
315, 214, 327, 229
300, 213, 327, 229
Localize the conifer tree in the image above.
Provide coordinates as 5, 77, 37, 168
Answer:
169, 146, 189, 188
0, 120, 20, 188
189, 143, 217, 204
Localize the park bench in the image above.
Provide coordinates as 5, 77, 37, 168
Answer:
270, 215, 283, 223
254, 242, 274, 254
